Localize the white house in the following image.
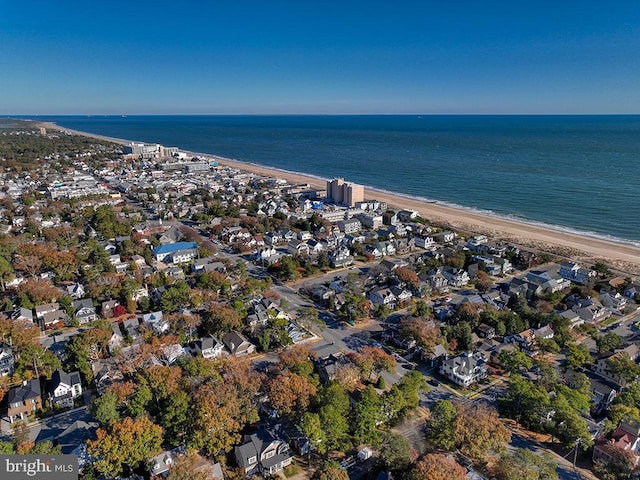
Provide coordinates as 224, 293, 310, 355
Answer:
49, 370, 82, 408
440, 352, 487, 388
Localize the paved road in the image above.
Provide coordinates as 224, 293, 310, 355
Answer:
0, 407, 94, 443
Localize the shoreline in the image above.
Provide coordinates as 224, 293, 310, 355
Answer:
41, 121, 640, 275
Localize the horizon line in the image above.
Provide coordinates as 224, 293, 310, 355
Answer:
6, 112, 640, 117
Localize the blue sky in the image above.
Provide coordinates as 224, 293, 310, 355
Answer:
1, 1, 639, 114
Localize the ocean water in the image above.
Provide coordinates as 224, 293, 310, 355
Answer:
19, 115, 640, 244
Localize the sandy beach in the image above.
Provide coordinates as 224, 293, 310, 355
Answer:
42, 121, 640, 275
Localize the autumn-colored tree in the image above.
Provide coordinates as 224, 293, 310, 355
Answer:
394, 266, 420, 289
332, 363, 361, 392
453, 402, 511, 463
105, 381, 136, 404
221, 358, 264, 425
13, 255, 42, 277
167, 449, 212, 480
188, 381, 244, 456
474, 270, 493, 292
142, 365, 182, 400
350, 346, 396, 382
411, 453, 467, 480
202, 302, 242, 334
17, 278, 59, 304
311, 462, 349, 480
0, 316, 40, 352
278, 345, 316, 378
88, 416, 163, 477
399, 317, 442, 356
266, 371, 318, 416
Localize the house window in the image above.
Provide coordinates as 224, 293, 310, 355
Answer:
265, 450, 275, 459
247, 456, 257, 465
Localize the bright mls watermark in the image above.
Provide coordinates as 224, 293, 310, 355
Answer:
0, 455, 77, 480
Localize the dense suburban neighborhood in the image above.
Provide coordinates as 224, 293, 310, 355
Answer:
0, 120, 640, 480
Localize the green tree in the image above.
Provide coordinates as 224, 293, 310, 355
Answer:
158, 390, 191, 445
595, 332, 623, 354
91, 391, 120, 426
564, 342, 591, 370
354, 386, 382, 445
498, 448, 558, 480
426, 399, 457, 450
498, 349, 533, 375
379, 432, 412, 472
498, 375, 551, 430
0, 256, 14, 291
300, 412, 327, 454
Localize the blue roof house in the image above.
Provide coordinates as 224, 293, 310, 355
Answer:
153, 241, 199, 264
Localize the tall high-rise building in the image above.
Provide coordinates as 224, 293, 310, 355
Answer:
326, 178, 364, 207
345, 183, 364, 207
327, 178, 345, 205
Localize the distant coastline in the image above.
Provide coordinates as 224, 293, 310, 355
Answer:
37, 119, 640, 274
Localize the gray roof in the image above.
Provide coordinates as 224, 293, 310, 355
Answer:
7, 379, 41, 404
50, 369, 82, 393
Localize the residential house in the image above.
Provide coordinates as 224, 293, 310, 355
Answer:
0, 343, 14, 376
624, 284, 640, 301
223, 331, 256, 356
600, 291, 627, 312
109, 254, 129, 273
10, 307, 34, 324
66, 282, 86, 299
159, 225, 184, 245
559, 309, 583, 329
337, 218, 362, 235
594, 343, 640, 385
35, 302, 59, 320
593, 421, 640, 466
161, 344, 187, 365
368, 287, 397, 309
7, 379, 42, 423
42, 309, 69, 329
559, 261, 597, 285
149, 446, 186, 478
194, 335, 225, 360
108, 322, 124, 354
329, 246, 353, 268
414, 235, 435, 250
442, 267, 470, 288
424, 268, 448, 292
246, 304, 269, 330
55, 419, 99, 462
235, 428, 293, 477
73, 298, 98, 324
142, 311, 169, 335
286, 239, 309, 256
92, 359, 125, 395
439, 352, 487, 388
48, 369, 83, 409
153, 242, 199, 264
509, 328, 538, 356
101, 300, 122, 319
123, 317, 142, 344
433, 230, 456, 244
573, 297, 611, 324
476, 324, 495, 339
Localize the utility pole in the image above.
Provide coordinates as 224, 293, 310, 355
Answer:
573, 438, 581, 469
